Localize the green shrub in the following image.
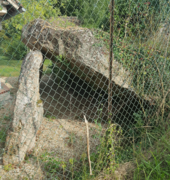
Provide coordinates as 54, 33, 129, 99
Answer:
1, 37, 27, 60
133, 130, 170, 180
0, 0, 60, 60
0, 128, 7, 144
115, 42, 170, 96
59, 0, 165, 38
114, 0, 161, 37
93, 30, 170, 98
38, 122, 121, 179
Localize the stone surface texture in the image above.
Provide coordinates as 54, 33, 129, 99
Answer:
3, 51, 44, 165
21, 19, 135, 100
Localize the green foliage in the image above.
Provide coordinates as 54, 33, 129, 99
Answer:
94, 30, 170, 98
48, 55, 71, 86
77, 123, 121, 178
1, 0, 168, 60
133, 130, 170, 180
53, 0, 83, 16
92, 30, 170, 98
54, 0, 168, 38
113, 0, 161, 37
114, 41, 170, 96
45, 114, 56, 121
0, 128, 7, 144
6, 0, 60, 31
44, 157, 62, 175
3, 164, 13, 172
38, 123, 121, 179
77, 0, 110, 29
40, 152, 73, 179
43, 59, 53, 75
67, 132, 76, 147
0, 5, 3, 11
3, 115, 12, 121
53, 0, 110, 29
93, 124, 119, 173
0, 0, 60, 60
1, 35, 27, 60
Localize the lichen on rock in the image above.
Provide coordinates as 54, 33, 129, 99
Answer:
3, 51, 44, 165
21, 19, 134, 100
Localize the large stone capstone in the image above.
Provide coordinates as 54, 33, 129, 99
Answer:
21, 18, 137, 100
3, 51, 44, 165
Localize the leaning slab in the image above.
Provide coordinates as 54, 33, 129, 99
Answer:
21, 19, 138, 101
3, 51, 44, 165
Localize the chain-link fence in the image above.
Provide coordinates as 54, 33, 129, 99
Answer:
0, 0, 170, 179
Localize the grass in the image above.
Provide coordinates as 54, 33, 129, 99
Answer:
0, 128, 7, 143
45, 114, 56, 122
0, 21, 169, 180
35, 122, 120, 180
0, 56, 22, 77
0, 56, 52, 77
133, 130, 170, 180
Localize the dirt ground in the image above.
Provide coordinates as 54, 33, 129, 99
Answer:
0, 75, 109, 179
0, 75, 134, 180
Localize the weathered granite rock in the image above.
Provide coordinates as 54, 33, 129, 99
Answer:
21, 19, 136, 100
3, 51, 44, 165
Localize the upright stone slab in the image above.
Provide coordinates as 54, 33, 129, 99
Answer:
3, 51, 44, 165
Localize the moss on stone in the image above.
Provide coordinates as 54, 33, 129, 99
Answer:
3, 164, 13, 172
36, 99, 43, 107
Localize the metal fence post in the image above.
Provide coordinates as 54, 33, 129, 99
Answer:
108, 0, 114, 120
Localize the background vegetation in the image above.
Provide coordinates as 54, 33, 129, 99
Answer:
0, 0, 170, 179
0, 0, 168, 60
